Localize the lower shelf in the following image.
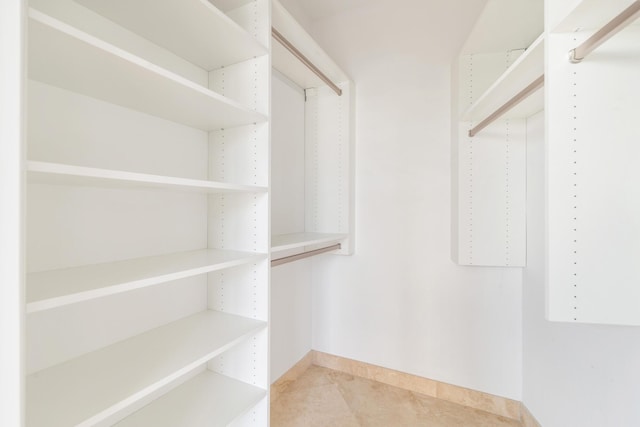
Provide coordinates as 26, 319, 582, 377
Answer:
271, 232, 347, 253
115, 370, 266, 427
26, 310, 266, 427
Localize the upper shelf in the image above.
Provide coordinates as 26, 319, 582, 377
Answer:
271, 232, 348, 253
27, 249, 265, 314
26, 310, 266, 427
271, 0, 349, 90
461, 33, 545, 123
114, 371, 265, 426
74, 0, 267, 71
27, 161, 267, 194
552, 0, 640, 32
28, 9, 266, 131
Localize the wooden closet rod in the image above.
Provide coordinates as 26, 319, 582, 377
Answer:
468, 75, 544, 138
272, 27, 343, 96
569, 0, 640, 63
271, 244, 341, 267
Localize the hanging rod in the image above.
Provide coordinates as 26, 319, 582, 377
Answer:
271, 243, 341, 267
468, 75, 544, 138
569, 0, 640, 63
272, 27, 343, 96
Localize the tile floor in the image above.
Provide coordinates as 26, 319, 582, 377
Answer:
271, 365, 523, 427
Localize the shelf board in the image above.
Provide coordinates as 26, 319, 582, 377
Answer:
271, 0, 348, 90
115, 371, 265, 427
462, 33, 545, 123
26, 310, 266, 427
553, 0, 640, 32
28, 9, 266, 131
74, 0, 267, 71
27, 249, 265, 314
27, 161, 267, 194
271, 232, 348, 253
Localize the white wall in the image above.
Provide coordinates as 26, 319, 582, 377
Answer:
295, 0, 524, 400
523, 112, 640, 426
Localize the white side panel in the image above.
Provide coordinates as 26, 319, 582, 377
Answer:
305, 83, 354, 254
458, 119, 527, 267
546, 26, 640, 324
456, 51, 527, 267
209, 56, 270, 116
0, 0, 25, 424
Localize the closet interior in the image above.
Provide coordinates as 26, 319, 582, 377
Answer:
22, 0, 352, 424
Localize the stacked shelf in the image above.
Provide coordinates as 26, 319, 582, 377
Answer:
26, 0, 270, 425
28, 9, 266, 131
27, 311, 266, 427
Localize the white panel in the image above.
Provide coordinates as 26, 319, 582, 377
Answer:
225, 0, 271, 49
208, 328, 269, 389
0, 1, 24, 425
455, 48, 528, 267
457, 119, 527, 267
305, 83, 354, 254
546, 26, 640, 325
271, 71, 306, 236
208, 262, 269, 321
208, 193, 270, 253
270, 260, 312, 381
209, 123, 270, 188
209, 56, 270, 116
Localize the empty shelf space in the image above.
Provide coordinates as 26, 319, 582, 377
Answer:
462, 33, 544, 123
115, 371, 265, 427
27, 249, 265, 313
26, 310, 266, 427
27, 161, 267, 194
28, 8, 266, 131
74, 0, 267, 70
271, 232, 347, 253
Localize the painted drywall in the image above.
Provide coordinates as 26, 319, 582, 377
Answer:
523, 112, 640, 426
281, 0, 524, 400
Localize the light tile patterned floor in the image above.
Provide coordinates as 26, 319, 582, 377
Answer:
271, 365, 523, 426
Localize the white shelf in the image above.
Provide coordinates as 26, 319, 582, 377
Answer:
28, 8, 266, 131
26, 310, 266, 427
27, 161, 267, 194
27, 249, 265, 314
553, 0, 640, 32
271, 232, 348, 253
271, 0, 348, 90
74, 0, 267, 71
115, 371, 266, 427
462, 33, 545, 123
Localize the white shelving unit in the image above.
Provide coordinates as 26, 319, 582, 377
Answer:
452, 0, 543, 267
271, 0, 355, 259
25, 0, 270, 425
546, 0, 640, 325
